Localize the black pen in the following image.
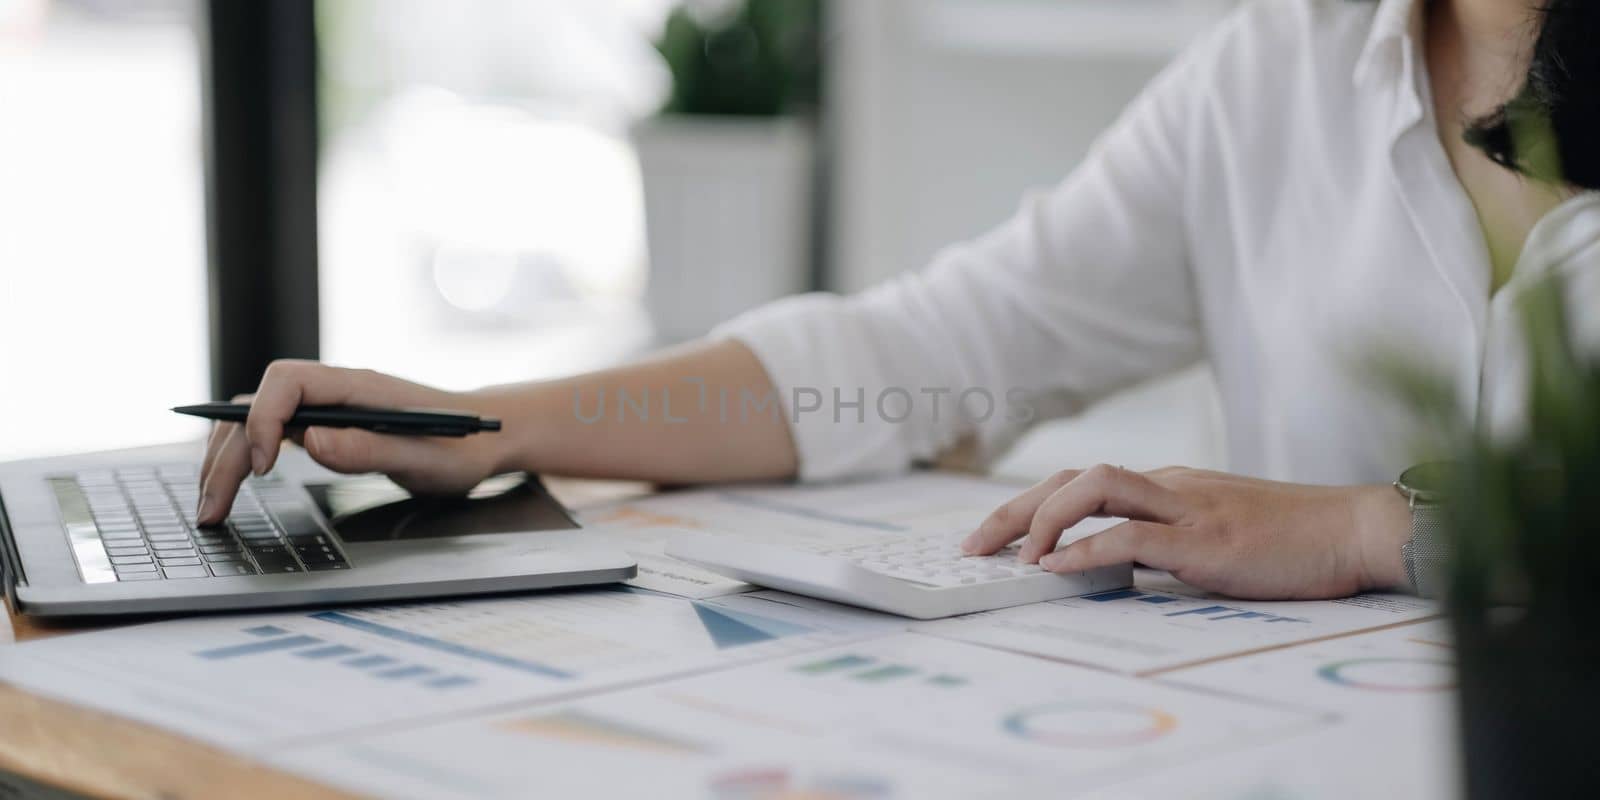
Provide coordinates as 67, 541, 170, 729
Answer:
172, 403, 502, 437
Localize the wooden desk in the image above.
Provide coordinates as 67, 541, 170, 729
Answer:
0, 478, 650, 800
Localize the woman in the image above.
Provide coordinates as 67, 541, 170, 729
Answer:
197, 0, 1598, 600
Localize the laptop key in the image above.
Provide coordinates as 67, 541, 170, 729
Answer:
209, 562, 258, 577
116, 569, 164, 581
203, 551, 246, 563
162, 565, 212, 579
304, 560, 351, 571
268, 505, 323, 537
105, 545, 150, 557
248, 545, 302, 573
157, 556, 203, 567
113, 562, 159, 574
109, 554, 154, 565
295, 548, 345, 568
199, 543, 241, 554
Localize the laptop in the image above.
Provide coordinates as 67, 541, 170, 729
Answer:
0, 442, 636, 618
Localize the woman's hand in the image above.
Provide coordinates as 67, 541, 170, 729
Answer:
196, 360, 505, 525
960, 465, 1412, 600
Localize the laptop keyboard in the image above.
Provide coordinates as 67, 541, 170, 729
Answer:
50, 464, 350, 584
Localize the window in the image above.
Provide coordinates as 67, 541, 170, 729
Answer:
316, 0, 673, 391
0, 0, 209, 460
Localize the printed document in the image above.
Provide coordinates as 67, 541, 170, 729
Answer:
916, 569, 1437, 673
269, 633, 1323, 800
1085, 621, 1458, 800
0, 588, 897, 750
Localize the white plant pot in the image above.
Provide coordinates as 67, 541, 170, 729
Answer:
632, 114, 815, 341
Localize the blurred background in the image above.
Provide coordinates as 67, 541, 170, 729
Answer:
0, 0, 1231, 479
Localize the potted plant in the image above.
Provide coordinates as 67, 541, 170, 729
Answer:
1378, 106, 1598, 798
1431, 279, 1598, 798
1385, 278, 1597, 798
633, 0, 821, 341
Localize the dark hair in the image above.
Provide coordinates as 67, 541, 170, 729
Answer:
1363, 0, 1599, 190
1462, 0, 1599, 190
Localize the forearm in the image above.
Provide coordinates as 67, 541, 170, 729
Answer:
468, 339, 799, 484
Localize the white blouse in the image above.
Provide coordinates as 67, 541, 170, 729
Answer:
717, 0, 1600, 485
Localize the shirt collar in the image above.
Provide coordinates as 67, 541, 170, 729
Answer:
1353, 0, 1422, 88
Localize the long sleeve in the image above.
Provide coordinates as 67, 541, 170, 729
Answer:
715, 26, 1222, 482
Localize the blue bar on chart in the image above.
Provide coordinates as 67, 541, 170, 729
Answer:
297, 645, 361, 660
196, 634, 322, 660
377, 665, 436, 680
345, 654, 397, 669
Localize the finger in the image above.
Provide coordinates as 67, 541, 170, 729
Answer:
962, 470, 1081, 555
199, 393, 254, 485
198, 425, 253, 525
246, 362, 398, 477
301, 426, 442, 479
245, 362, 321, 477
1039, 520, 1189, 573
198, 421, 233, 487
1018, 464, 1186, 563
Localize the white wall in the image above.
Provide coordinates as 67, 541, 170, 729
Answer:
827, 0, 1232, 478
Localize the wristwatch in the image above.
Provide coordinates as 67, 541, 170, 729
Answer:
1393, 462, 1451, 598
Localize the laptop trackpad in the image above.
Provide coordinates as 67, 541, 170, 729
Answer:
305, 473, 579, 542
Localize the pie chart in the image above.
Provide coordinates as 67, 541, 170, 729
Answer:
1002, 702, 1178, 748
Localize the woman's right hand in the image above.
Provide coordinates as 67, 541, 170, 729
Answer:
196, 360, 504, 525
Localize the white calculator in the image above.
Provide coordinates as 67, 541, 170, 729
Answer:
665, 532, 1133, 619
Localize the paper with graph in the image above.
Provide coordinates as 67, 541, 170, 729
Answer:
916, 570, 1439, 674
1157, 619, 1455, 714
269, 633, 1323, 800
1079, 621, 1460, 800
0, 588, 896, 749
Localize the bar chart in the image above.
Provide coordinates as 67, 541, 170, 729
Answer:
790, 652, 970, 687
194, 624, 482, 690
1082, 589, 1310, 624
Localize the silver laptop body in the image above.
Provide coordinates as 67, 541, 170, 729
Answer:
0, 442, 636, 618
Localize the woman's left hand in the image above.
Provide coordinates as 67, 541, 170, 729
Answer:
960, 465, 1412, 600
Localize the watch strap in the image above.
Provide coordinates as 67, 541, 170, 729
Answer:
1403, 502, 1449, 598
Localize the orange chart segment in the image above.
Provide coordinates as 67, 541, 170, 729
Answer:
501, 709, 705, 755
